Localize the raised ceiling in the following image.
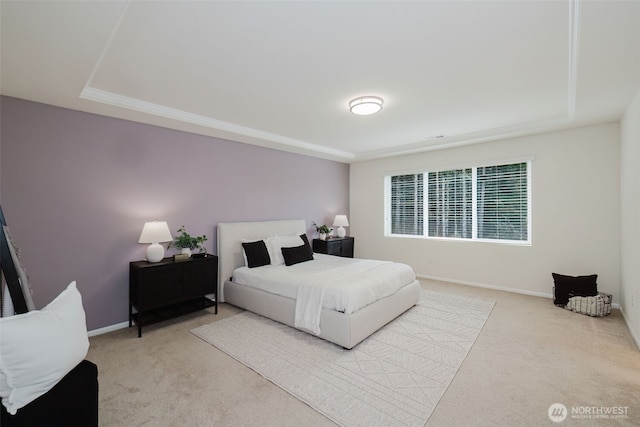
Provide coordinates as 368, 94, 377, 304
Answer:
1, 1, 639, 162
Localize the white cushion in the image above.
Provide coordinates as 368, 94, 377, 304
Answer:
265, 234, 304, 265
0, 281, 89, 415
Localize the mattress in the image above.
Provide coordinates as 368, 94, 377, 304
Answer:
233, 253, 416, 334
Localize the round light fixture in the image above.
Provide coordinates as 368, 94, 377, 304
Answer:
349, 96, 383, 116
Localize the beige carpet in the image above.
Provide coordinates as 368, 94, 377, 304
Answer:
88, 280, 640, 426
190, 291, 494, 427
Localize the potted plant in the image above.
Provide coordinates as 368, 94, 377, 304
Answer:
167, 226, 208, 257
312, 222, 332, 240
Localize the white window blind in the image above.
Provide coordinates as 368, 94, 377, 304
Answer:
427, 168, 472, 238
476, 163, 528, 241
385, 161, 530, 243
388, 174, 423, 235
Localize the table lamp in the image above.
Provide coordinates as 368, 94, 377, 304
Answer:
138, 221, 173, 262
333, 215, 349, 238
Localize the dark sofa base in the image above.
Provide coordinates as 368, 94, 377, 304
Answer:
1, 359, 98, 427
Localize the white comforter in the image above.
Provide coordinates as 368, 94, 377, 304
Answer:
233, 254, 416, 335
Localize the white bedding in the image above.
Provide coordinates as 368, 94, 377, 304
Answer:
233, 254, 416, 334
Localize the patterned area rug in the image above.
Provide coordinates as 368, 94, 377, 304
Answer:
191, 291, 494, 427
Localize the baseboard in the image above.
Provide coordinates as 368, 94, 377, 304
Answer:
416, 274, 621, 309
619, 307, 640, 351
417, 274, 555, 298
87, 321, 129, 337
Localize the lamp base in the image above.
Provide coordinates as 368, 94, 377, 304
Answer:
146, 243, 165, 263
336, 226, 346, 238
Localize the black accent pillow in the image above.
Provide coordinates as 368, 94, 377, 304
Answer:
242, 240, 271, 268
282, 244, 314, 266
299, 234, 313, 257
552, 273, 598, 306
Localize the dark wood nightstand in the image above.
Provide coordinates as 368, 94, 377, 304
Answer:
312, 237, 354, 258
129, 254, 218, 337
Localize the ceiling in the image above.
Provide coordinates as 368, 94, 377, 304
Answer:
1, 1, 639, 163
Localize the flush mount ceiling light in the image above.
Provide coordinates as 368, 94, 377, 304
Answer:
349, 96, 383, 116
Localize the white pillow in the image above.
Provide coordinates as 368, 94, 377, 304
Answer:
265, 234, 304, 265
0, 281, 89, 415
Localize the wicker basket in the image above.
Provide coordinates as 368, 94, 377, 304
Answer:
565, 292, 612, 317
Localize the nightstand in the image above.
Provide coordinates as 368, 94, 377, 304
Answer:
129, 254, 218, 337
312, 237, 354, 258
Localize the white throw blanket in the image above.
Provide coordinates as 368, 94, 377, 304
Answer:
233, 254, 416, 335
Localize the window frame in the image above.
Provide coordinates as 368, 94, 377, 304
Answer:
384, 160, 532, 245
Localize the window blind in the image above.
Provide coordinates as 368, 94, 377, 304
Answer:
427, 169, 472, 238
476, 162, 528, 241
389, 174, 423, 235
385, 161, 530, 243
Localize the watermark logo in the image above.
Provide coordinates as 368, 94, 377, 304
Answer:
548, 403, 630, 422
548, 403, 568, 423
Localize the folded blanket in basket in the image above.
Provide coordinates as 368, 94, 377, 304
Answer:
565, 292, 612, 317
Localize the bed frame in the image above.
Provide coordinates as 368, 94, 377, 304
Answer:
217, 219, 420, 349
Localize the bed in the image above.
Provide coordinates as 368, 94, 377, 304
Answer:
217, 219, 420, 349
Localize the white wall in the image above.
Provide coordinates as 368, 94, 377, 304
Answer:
620, 88, 640, 348
351, 123, 621, 301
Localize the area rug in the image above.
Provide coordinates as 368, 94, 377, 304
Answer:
191, 291, 494, 427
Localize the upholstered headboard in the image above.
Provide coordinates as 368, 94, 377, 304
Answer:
217, 219, 306, 302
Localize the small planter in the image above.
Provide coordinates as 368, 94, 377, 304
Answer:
312, 222, 332, 241
167, 226, 208, 257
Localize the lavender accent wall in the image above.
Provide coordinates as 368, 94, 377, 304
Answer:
0, 96, 349, 331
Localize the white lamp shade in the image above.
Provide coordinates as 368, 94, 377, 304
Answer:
138, 221, 172, 244
333, 215, 349, 227
333, 215, 349, 237
138, 221, 173, 263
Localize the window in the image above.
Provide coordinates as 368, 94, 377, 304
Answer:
428, 168, 472, 238
389, 174, 423, 235
384, 161, 530, 243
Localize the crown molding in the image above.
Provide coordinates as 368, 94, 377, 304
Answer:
79, 0, 581, 164
80, 87, 355, 161
354, 0, 582, 162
